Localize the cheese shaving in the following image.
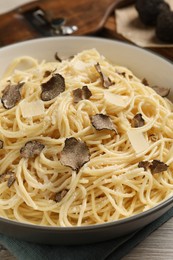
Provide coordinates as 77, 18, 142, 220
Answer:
72, 60, 87, 71
104, 91, 127, 107
127, 129, 149, 153
20, 100, 45, 118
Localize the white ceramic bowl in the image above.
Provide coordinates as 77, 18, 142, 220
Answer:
0, 36, 173, 245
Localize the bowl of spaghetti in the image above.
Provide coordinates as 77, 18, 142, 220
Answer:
0, 36, 173, 245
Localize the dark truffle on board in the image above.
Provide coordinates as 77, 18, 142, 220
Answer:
135, 0, 170, 25
156, 10, 173, 43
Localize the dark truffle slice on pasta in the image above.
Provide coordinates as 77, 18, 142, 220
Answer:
72, 88, 83, 103
142, 78, 170, 97
82, 85, 92, 99
1, 82, 24, 109
20, 140, 45, 158
54, 52, 62, 62
116, 71, 126, 78
149, 160, 168, 174
0, 172, 7, 182
95, 63, 113, 88
151, 85, 170, 97
142, 78, 149, 86
72, 86, 92, 103
0, 171, 16, 188
91, 114, 118, 133
43, 71, 52, 78
131, 113, 145, 128
60, 137, 90, 172
138, 161, 151, 171
41, 74, 65, 101
7, 174, 16, 188
0, 140, 4, 149
55, 189, 68, 202
54, 52, 74, 62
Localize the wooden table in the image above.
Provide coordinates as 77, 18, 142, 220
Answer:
1, 2, 173, 259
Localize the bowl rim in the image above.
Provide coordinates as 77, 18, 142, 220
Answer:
0, 35, 173, 66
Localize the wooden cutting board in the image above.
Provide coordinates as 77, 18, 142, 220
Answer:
1, 0, 173, 63
0, 0, 134, 47
101, 1, 173, 62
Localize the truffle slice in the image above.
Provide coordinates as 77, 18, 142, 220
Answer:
72, 86, 92, 103
41, 74, 65, 101
7, 174, 16, 188
151, 85, 170, 97
1, 82, 24, 109
91, 114, 117, 133
142, 78, 149, 86
54, 52, 62, 62
131, 113, 145, 128
72, 88, 83, 103
138, 161, 151, 171
117, 71, 126, 78
0, 140, 3, 149
54, 52, 74, 62
82, 85, 92, 99
20, 140, 45, 158
142, 78, 170, 97
0, 172, 7, 182
149, 160, 168, 174
55, 189, 68, 202
95, 63, 113, 88
60, 137, 90, 172
0, 171, 16, 188
43, 71, 52, 78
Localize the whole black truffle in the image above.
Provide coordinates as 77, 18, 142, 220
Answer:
135, 0, 170, 26
156, 10, 173, 43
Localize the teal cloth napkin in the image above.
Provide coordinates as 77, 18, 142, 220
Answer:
1, 207, 173, 260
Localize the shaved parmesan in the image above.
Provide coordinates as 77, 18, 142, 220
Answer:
20, 100, 45, 118
104, 91, 127, 107
73, 60, 87, 71
72, 59, 95, 71
127, 129, 149, 153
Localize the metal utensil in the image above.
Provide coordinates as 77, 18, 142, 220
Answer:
22, 7, 78, 36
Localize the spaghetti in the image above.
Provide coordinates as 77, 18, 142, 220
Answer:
0, 49, 173, 227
